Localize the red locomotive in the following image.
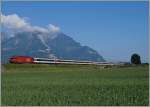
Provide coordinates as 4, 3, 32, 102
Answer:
9, 56, 34, 64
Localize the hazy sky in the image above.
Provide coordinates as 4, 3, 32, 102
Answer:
2, 1, 149, 62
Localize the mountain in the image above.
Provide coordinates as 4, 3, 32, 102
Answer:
1, 31, 105, 63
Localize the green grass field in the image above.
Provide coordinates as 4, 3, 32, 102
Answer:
1, 64, 149, 106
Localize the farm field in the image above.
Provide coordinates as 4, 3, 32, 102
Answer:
1, 64, 149, 106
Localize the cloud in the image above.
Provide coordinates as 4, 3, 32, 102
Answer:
1, 13, 60, 34
32, 26, 49, 33
1, 14, 30, 30
48, 24, 60, 32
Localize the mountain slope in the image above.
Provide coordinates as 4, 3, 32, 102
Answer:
46, 33, 104, 61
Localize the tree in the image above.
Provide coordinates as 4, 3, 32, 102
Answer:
131, 53, 141, 64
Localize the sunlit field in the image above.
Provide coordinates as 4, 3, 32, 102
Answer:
1, 64, 149, 106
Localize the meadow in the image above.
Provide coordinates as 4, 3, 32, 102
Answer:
1, 64, 149, 106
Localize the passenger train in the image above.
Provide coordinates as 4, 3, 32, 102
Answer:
9, 56, 114, 65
